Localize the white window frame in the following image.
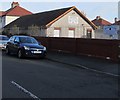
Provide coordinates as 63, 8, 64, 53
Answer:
54, 28, 61, 37
86, 29, 92, 38
68, 28, 75, 38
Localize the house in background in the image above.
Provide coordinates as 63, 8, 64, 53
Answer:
0, 2, 32, 29
103, 19, 120, 39
4, 6, 97, 38
92, 16, 113, 39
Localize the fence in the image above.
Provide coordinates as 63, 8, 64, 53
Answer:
34, 36, 120, 62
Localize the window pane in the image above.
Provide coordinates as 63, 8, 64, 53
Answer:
68, 30, 74, 38
54, 30, 60, 37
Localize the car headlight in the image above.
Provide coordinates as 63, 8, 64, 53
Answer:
43, 47, 46, 51
24, 46, 30, 50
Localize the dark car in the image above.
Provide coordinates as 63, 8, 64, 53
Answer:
6, 35, 47, 58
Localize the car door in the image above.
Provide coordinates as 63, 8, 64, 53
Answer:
13, 37, 20, 53
7, 36, 15, 52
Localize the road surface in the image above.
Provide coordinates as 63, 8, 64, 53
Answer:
1, 51, 119, 99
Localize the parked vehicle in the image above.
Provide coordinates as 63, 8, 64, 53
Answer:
0, 35, 9, 50
6, 35, 47, 58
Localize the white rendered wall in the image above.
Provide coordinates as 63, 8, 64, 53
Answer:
5, 16, 19, 26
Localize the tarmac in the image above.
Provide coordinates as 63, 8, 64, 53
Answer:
46, 51, 119, 77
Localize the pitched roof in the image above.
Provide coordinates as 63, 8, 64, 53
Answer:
0, 11, 3, 16
0, 11, 5, 16
5, 6, 97, 30
112, 20, 120, 25
1, 6, 32, 16
92, 16, 111, 26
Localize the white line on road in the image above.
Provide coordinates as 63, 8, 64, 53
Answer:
11, 81, 41, 100
75, 64, 119, 77
47, 58, 119, 77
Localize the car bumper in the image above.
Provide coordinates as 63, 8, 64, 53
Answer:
0, 45, 6, 50
24, 50, 47, 58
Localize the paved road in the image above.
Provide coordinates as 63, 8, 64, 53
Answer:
1, 51, 119, 99
47, 52, 119, 76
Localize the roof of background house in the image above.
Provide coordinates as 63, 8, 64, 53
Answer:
4, 6, 97, 30
1, 6, 32, 17
0, 2, 32, 17
112, 20, 120, 25
92, 16, 111, 26
0, 11, 5, 16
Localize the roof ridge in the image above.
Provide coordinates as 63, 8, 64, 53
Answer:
15, 6, 32, 14
102, 18, 111, 24
3, 7, 15, 15
34, 6, 73, 15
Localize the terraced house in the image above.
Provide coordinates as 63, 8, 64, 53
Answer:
4, 6, 97, 38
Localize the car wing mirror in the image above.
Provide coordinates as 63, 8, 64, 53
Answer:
14, 41, 20, 44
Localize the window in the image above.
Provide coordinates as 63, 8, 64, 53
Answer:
9, 36, 15, 42
68, 28, 75, 38
68, 16, 78, 24
86, 29, 92, 38
19, 37, 38, 44
54, 27, 61, 37
0, 36, 9, 40
14, 37, 19, 42
109, 35, 113, 38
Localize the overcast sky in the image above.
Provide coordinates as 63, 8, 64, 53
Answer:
0, 0, 119, 23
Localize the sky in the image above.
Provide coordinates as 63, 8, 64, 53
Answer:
0, 0, 120, 23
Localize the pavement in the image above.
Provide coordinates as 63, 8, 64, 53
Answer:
46, 51, 119, 77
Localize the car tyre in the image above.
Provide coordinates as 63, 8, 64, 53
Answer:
6, 47, 10, 55
18, 49, 24, 59
40, 54, 46, 59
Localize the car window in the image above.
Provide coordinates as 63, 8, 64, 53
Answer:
19, 37, 38, 44
0, 36, 9, 40
9, 36, 15, 42
14, 37, 19, 42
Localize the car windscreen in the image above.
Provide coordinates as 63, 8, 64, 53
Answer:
19, 37, 38, 44
0, 36, 9, 40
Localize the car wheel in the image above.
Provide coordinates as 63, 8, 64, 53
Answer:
18, 49, 24, 58
6, 47, 10, 55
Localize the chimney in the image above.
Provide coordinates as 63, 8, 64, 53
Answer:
114, 17, 118, 23
11, 2, 19, 8
96, 16, 101, 20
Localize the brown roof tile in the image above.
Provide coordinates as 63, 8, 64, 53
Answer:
2, 6, 32, 16
0, 11, 5, 16
92, 16, 111, 26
